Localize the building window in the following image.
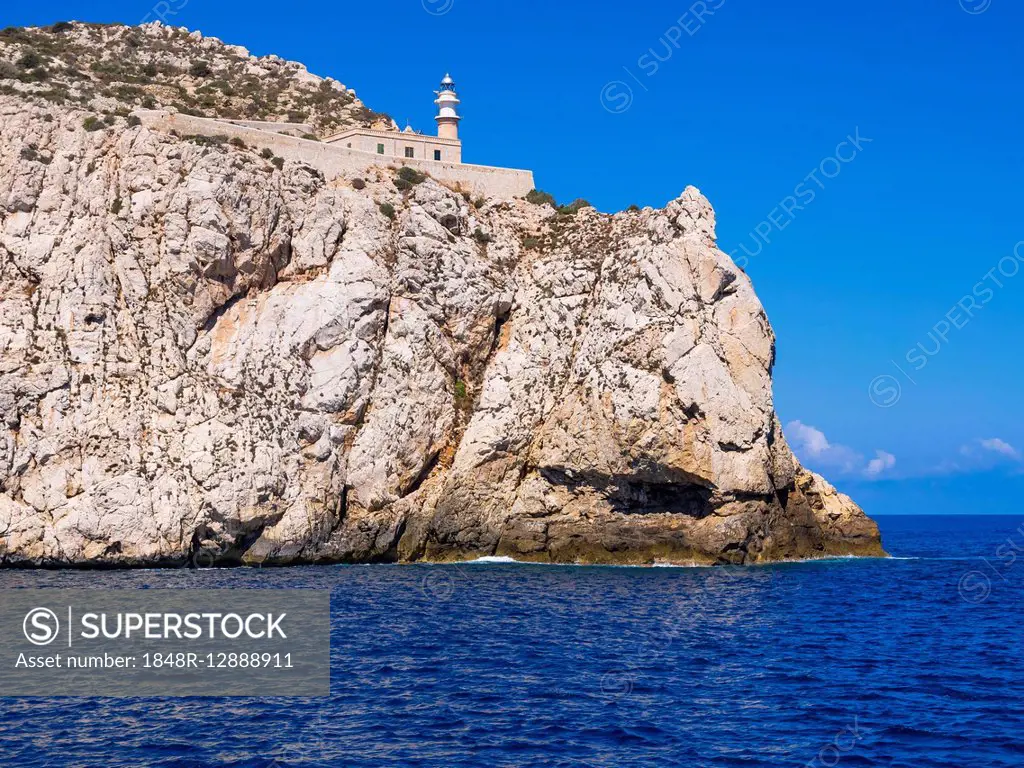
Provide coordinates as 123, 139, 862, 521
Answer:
434, 150, 442, 161
404, 147, 414, 158
377, 143, 385, 155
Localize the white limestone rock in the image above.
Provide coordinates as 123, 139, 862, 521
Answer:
0, 83, 883, 567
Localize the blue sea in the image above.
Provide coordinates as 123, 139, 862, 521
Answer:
1, 515, 1022, 767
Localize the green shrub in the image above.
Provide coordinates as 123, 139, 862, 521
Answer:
36, 86, 70, 105
229, 137, 246, 148
393, 177, 412, 192
83, 115, 103, 132
454, 380, 468, 400
171, 102, 202, 117
48, 21, 73, 33
473, 227, 492, 244
301, 133, 319, 142
271, 156, 285, 170
526, 188, 556, 207
16, 51, 42, 70
352, 177, 366, 190
474, 196, 486, 209
20, 147, 38, 162
142, 62, 158, 78
90, 60, 122, 78
260, 148, 274, 160
111, 197, 123, 214
396, 166, 426, 185
112, 84, 144, 101
127, 115, 141, 127
627, 204, 640, 212
189, 60, 212, 78
523, 236, 541, 250
62, 65, 88, 81
183, 134, 228, 147
557, 198, 593, 216
379, 202, 396, 220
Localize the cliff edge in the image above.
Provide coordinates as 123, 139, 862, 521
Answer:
0, 23, 883, 566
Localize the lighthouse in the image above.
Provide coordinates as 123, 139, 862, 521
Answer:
434, 73, 461, 141
319, 70, 537, 195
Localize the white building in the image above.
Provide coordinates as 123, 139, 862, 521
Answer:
324, 74, 465, 163
135, 73, 535, 200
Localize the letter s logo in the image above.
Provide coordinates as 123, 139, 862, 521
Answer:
23, 607, 60, 646
600, 81, 634, 114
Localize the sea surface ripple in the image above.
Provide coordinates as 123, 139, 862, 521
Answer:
0, 515, 1021, 767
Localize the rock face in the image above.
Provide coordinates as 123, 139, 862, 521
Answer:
0, 31, 883, 567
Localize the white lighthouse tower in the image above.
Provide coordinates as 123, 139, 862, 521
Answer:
434, 74, 461, 141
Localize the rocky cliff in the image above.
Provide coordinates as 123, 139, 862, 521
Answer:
0, 21, 386, 133
0, 23, 883, 566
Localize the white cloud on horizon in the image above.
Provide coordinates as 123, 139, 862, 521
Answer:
865, 450, 897, 478
785, 426, 1022, 482
785, 420, 896, 480
979, 438, 1020, 460
927, 438, 1023, 477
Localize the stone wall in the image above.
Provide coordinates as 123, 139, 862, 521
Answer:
221, 119, 315, 136
134, 110, 535, 199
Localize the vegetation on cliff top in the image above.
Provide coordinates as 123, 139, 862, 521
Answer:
0, 21, 390, 133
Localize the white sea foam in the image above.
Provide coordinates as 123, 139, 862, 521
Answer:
419, 553, 914, 568
650, 561, 714, 568
455, 557, 722, 569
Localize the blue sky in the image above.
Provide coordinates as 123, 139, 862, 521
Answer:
5, 0, 1023, 514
